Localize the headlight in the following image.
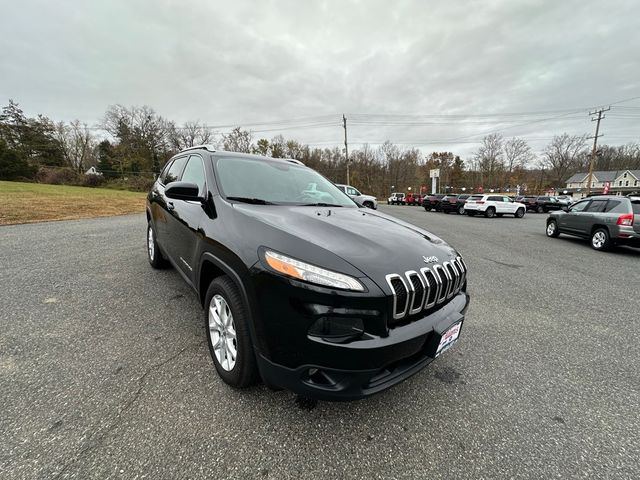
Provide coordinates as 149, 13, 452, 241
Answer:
263, 250, 364, 291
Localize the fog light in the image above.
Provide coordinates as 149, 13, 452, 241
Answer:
308, 317, 364, 343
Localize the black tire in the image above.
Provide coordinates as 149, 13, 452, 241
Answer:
515, 208, 525, 218
424, 206, 432, 212
458, 206, 465, 215
204, 276, 258, 388
484, 207, 496, 218
546, 220, 560, 238
147, 222, 169, 269
536, 205, 544, 213
363, 201, 374, 209
590, 228, 611, 251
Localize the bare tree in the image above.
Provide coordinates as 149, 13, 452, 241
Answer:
474, 133, 504, 188
541, 133, 588, 186
503, 137, 534, 187
168, 120, 217, 150
222, 127, 253, 153
55, 120, 97, 172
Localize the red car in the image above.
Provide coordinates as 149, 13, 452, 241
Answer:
406, 193, 423, 206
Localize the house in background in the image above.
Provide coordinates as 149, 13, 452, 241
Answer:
562, 169, 640, 198
84, 166, 103, 176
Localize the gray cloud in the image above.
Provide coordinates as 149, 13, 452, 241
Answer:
1, 0, 638, 158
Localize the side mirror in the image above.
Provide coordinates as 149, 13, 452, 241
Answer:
165, 181, 202, 201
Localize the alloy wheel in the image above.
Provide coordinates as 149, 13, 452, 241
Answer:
592, 231, 606, 249
208, 294, 238, 371
547, 223, 556, 236
147, 226, 155, 260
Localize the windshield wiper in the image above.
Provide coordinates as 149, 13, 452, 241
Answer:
227, 196, 274, 205
298, 202, 343, 207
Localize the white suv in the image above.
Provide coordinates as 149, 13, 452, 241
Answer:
464, 194, 526, 218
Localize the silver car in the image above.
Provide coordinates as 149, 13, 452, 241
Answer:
546, 195, 640, 250
335, 184, 378, 209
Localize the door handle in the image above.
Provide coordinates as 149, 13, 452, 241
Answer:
167, 202, 175, 211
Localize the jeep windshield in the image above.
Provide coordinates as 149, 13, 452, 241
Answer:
215, 156, 357, 207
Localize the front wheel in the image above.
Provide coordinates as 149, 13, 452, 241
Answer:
484, 207, 496, 218
458, 206, 465, 215
515, 208, 525, 218
147, 223, 169, 269
536, 205, 544, 213
546, 220, 560, 237
205, 276, 258, 388
591, 228, 611, 251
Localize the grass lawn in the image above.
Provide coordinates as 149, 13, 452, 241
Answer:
0, 181, 147, 225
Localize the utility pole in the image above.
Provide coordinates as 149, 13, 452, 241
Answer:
586, 106, 610, 195
343, 114, 350, 185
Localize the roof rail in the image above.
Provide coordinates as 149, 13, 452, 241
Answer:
286, 159, 304, 166
179, 144, 217, 153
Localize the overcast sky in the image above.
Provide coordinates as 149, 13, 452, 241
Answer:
1, 0, 639, 158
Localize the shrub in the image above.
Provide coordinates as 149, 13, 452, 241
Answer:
81, 174, 106, 188
35, 167, 82, 185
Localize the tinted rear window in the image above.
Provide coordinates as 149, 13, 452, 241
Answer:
469, 195, 484, 200
632, 201, 640, 215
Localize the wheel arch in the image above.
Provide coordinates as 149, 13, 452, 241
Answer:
590, 223, 610, 236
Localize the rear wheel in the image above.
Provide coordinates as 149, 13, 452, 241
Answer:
546, 220, 560, 238
515, 208, 525, 218
484, 207, 496, 218
205, 276, 258, 388
591, 228, 611, 251
458, 205, 465, 215
536, 205, 544, 213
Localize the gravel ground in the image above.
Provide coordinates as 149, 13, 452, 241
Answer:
1, 207, 638, 479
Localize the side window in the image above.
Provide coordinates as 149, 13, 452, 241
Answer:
570, 201, 590, 213
181, 155, 206, 195
488, 196, 501, 201
503, 197, 510, 202
336, 185, 346, 193
603, 200, 628, 213
586, 200, 607, 213
164, 156, 188, 185
159, 160, 173, 184
347, 187, 358, 196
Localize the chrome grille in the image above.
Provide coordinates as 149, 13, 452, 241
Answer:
386, 256, 467, 322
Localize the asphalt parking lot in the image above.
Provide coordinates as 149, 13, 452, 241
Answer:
1, 206, 639, 479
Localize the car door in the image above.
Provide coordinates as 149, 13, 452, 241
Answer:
346, 186, 361, 203
561, 199, 591, 234
502, 196, 516, 214
164, 154, 207, 281
579, 199, 608, 235
153, 155, 189, 255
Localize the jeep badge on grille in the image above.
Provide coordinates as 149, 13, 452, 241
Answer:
423, 255, 439, 264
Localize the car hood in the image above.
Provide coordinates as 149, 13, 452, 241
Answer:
233, 204, 459, 281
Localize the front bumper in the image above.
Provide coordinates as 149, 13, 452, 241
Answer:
250, 269, 470, 400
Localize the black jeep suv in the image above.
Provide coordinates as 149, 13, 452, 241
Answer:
146, 146, 470, 401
